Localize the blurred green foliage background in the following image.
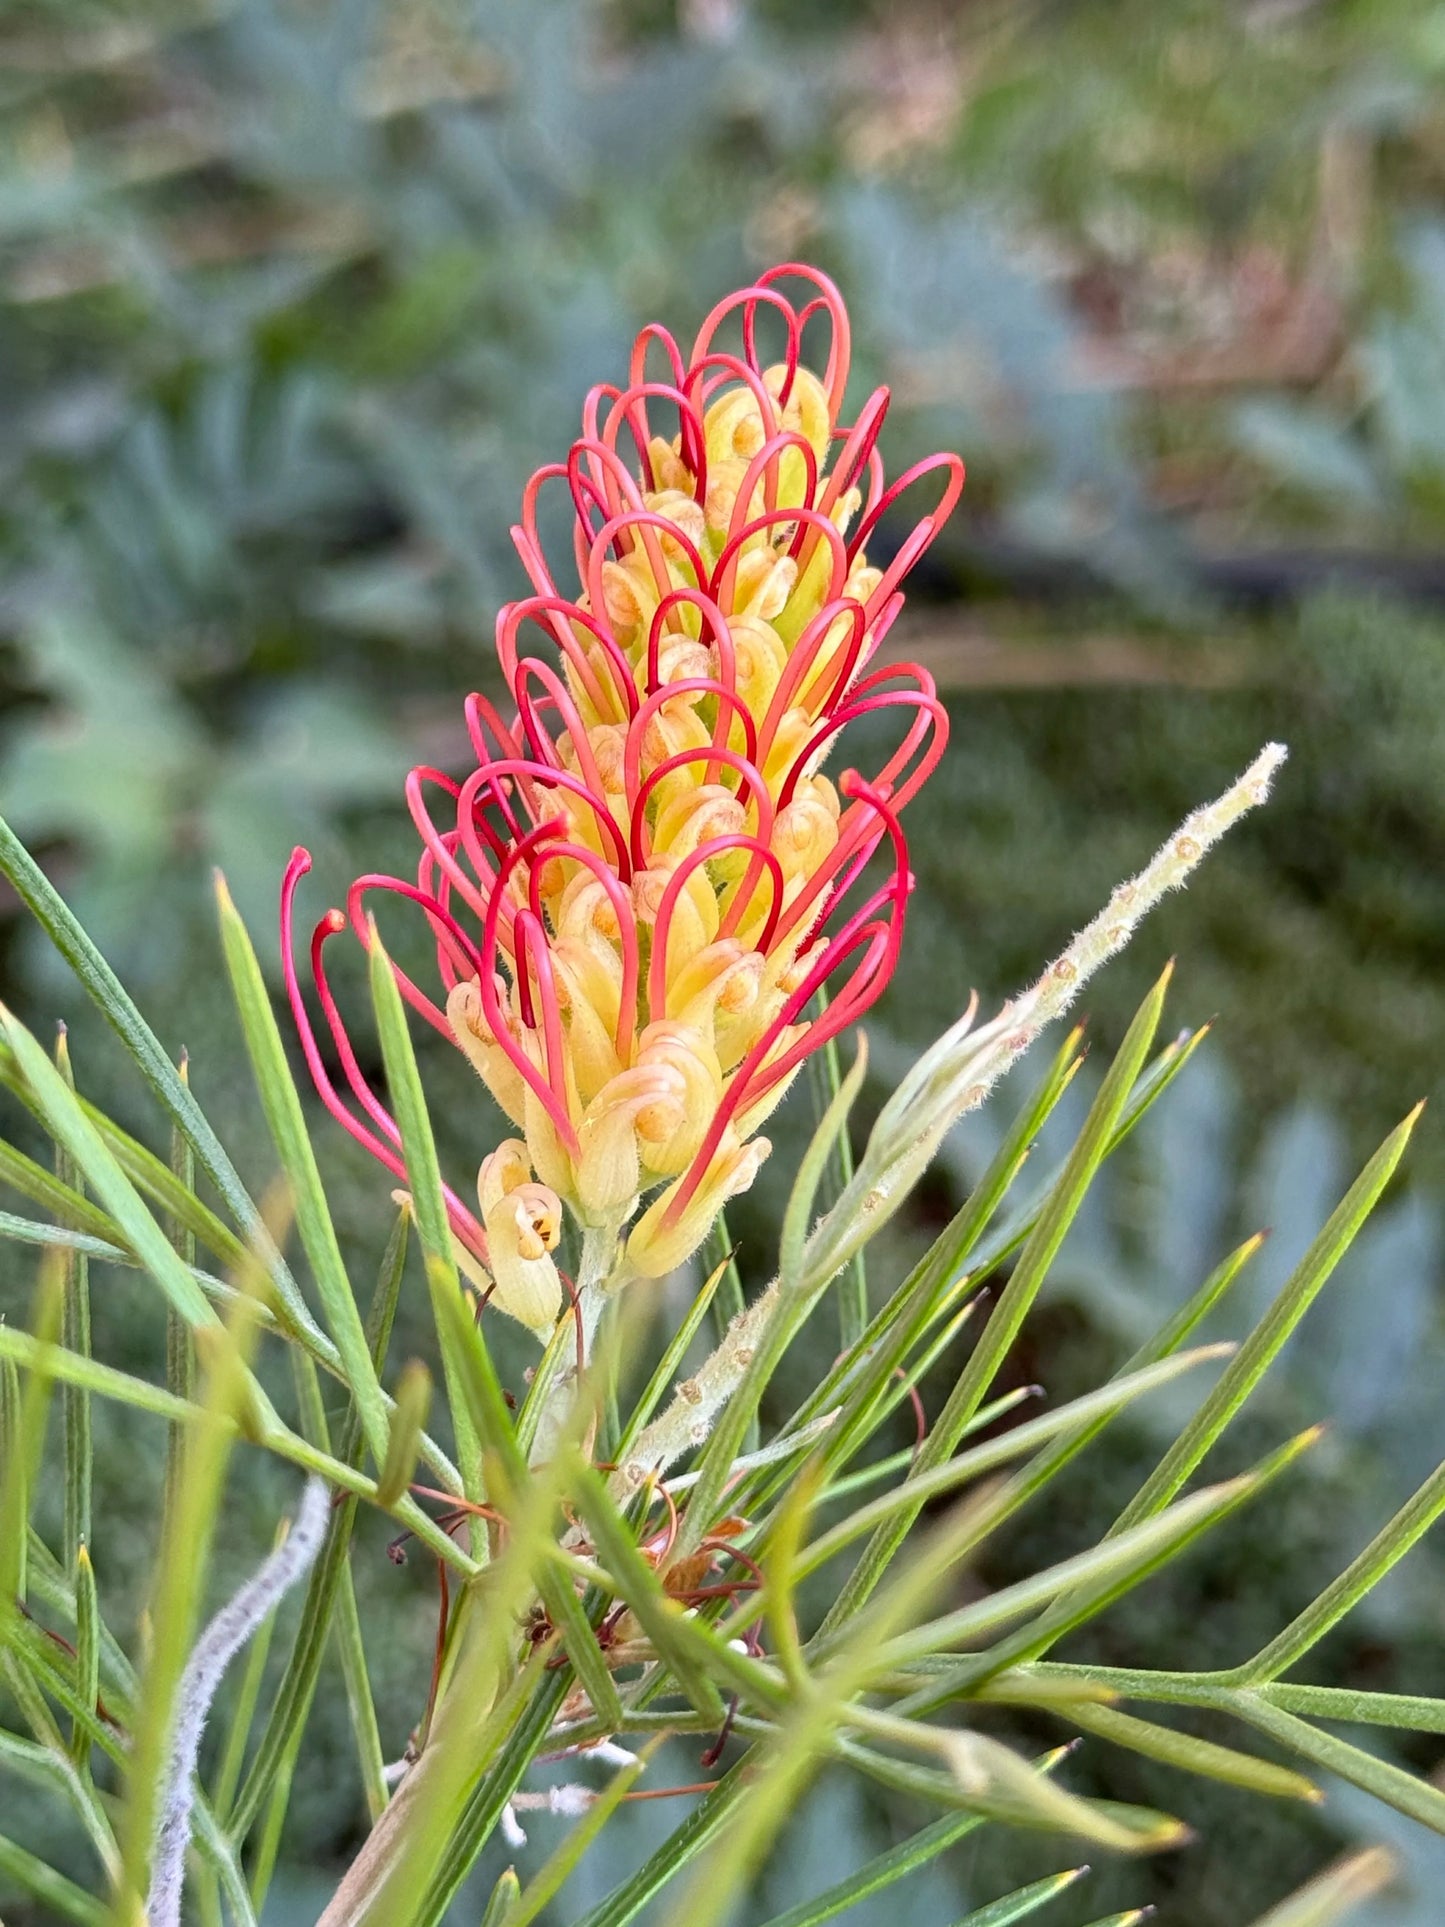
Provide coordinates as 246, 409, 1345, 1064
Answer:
2, 0, 1445, 1921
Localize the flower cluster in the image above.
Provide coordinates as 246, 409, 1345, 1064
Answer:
283, 264, 963, 1335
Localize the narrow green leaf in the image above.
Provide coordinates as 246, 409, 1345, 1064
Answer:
357, 1206, 465, 1502
1227, 1451, 1445, 1686
0, 1261, 65, 1618
502, 1744, 654, 1927
228, 1220, 443, 1844
535, 1557, 624, 1734
363, 929, 452, 1267
0, 1007, 215, 1332
971, 1668, 1120, 1711
881, 1467, 1275, 1678
248, 1725, 302, 1916
748, 1808, 991, 1927
216, 877, 389, 1464
1019, 1233, 1264, 1518
569, 1462, 726, 1722
1231, 1695, 1445, 1836
947, 1867, 1090, 1926
1, 1358, 23, 1616
0, 1054, 249, 1279
333, 1559, 389, 1825
1246, 1848, 1397, 1927
12, 1543, 134, 1737
614, 1251, 731, 1458
0, 1830, 107, 1926
165, 1056, 198, 1518
0, 816, 322, 1351
514, 1306, 585, 1464
191, 1802, 260, 1927
1007, 1663, 1445, 1745
0, 1212, 248, 1317
951, 1430, 1314, 1696
774, 1028, 1085, 1466
93, 1107, 250, 1275
764, 1457, 819, 1690
481, 1867, 523, 1927
703, 1209, 748, 1344
951, 1238, 1265, 1679
70, 1544, 100, 1770
0, 1324, 213, 1427
1114, 1107, 1422, 1531
570, 1760, 753, 1927
1256, 1683, 1445, 1732
7, 1618, 124, 1765
671, 1409, 843, 1503
1067, 1702, 1320, 1802
793, 1348, 1231, 1589
818, 972, 1172, 1636
1, 1662, 118, 1880
806, 1016, 868, 1350
377, 1360, 432, 1507
940, 1731, 1188, 1852
0, 1136, 120, 1246
430, 1256, 525, 1492
780, 1033, 869, 1287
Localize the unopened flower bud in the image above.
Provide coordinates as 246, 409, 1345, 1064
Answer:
652, 784, 747, 863
632, 1023, 722, 1178
647, 434, 691, 494
773, 788, 840, 882
478, 1138, 534, 1216
732, 549, 797, 624
626, 1132, 771, 1279
704, 387, 767, 467
645, 487, 707, 557
448, 978, 527, 1127
764, 364, 832, 463
726, 615, 788, 719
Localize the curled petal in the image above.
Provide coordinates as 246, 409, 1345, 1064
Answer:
282, 850, 489, 1265
627, 1131, 772, 1281
483, 1186, 565, 1336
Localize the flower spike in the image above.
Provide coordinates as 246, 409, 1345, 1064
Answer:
284, 265, 964, 1321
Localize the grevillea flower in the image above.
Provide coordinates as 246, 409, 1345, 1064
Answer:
283, 263, 963, 1334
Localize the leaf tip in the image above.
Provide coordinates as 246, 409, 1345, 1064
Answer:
1153, 1817, 1196, 1852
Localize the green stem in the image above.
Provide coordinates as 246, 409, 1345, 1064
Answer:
528, 1218, 627, 1468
